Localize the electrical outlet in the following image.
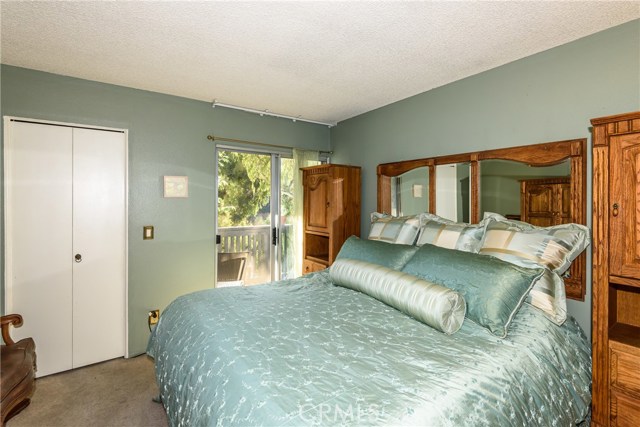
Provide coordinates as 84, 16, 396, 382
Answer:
148, 309, 160, 325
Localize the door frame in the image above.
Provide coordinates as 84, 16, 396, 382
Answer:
3, 116, 129, 358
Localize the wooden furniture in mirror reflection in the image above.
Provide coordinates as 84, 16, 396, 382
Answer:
377, 138, 586, 300
302, 164, 361, 274
520, 177, 570, 227
591, 111, 640, 427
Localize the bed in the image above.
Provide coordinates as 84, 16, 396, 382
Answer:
147, 253, 591, 426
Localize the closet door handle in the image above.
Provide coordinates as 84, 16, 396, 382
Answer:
75, 254, 82, 263
612, 203, 619, 217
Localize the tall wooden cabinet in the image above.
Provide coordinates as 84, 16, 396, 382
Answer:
520, 177, 571, 227
591, 112, 640, 426
302, 164, 361, 274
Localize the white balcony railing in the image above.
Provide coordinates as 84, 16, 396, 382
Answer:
218, 224, 294, 285
218, 225, 270, 285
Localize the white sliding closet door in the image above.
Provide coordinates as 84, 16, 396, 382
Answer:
4, 119, 127, 377
5, 122, 74, 376
72, 128, 126, 368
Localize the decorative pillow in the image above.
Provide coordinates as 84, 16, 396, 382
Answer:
401, 243, 544, 338
330, 259, 466, 335
527, 269, 567, 325
416, 218, 486, 253
482, 211, 534, 229
478, 218, 590, 325
483, 211, 505, 221
336, 236, 419, 270
417, 212, 455, 225
369, 212, 421, 245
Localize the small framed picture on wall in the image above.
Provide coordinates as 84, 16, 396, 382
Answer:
163, 176, 188, 198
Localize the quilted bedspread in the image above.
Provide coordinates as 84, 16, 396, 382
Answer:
147, 270, 591, 426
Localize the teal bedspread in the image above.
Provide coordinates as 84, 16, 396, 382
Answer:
147, 270, 591, 426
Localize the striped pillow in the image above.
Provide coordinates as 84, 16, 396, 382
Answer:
479, 218, 590, 325
330, 259, 466, 335
527, 270, 567, 325
479, 218, 590, 274
416, 217, 486, 253
368, 213, 421, 245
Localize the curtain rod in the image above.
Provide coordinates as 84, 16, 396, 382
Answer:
207, 135, 332, 155
212, 100, 336, 128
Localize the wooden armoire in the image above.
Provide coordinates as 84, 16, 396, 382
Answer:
301, 164, 361, 274
591, 111, 640, 426
520, 177, 571, 227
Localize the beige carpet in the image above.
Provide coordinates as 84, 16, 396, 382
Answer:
7, 355, 168, 427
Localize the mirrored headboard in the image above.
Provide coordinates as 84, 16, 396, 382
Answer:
377, 139, 587, 300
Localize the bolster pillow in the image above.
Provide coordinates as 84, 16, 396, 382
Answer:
329, 258, 466, 335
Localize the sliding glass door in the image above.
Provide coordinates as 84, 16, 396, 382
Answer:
278, 157, 296, 280
215, 148, 294, 286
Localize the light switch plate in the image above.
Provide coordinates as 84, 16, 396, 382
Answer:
143, 225, 154, 240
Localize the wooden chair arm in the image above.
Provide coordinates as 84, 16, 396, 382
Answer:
1, 314, 24, 346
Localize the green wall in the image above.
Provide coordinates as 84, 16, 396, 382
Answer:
331, 20, 640, 336
396, 167, 429, 216
0, 65, 330, 355
2, 19, 639, 351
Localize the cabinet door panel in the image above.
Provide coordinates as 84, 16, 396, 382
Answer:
522, 183, 554, 225
611, 390, 640, 427
527, 185, 554, 214
557, 182, 571, 224
610, 133, 640, 278
305, 173, 330, 233
610, 345, 640, 397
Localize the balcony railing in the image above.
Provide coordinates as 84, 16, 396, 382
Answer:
218, 224, 294, 285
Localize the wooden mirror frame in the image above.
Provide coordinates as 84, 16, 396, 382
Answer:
377, 138, 587, 300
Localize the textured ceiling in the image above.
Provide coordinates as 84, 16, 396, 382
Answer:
2, 1, 639, 124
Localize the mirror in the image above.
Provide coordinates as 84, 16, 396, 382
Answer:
435, 163, 470, 222
377, 138, 586, 300
479, 159, 570, 222
390, 166, 430, 217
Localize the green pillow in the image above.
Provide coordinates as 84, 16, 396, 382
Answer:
336, 236, 418, 270
401, 243, 544, 338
